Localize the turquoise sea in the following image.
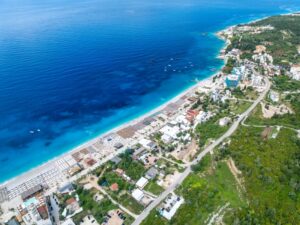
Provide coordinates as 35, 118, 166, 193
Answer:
0, 0, 299, 182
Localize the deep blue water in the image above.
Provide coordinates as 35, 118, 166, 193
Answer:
0, 0, 299, 182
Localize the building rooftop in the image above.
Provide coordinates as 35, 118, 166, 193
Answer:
110, 183, 119, 192
110, 156, 122, 165
145, 167, 159, 180
136, 177, 149, 189
21, 185, 43, 200
132, 189, 144, 202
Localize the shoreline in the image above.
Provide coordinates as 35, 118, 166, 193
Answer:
0, 10, 296, 188
0, 72, 220, 187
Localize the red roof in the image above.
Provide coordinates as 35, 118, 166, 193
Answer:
110, 183, 119, 191
37, 205, 49, 219
85, 158, 96, 166
66, 197, 76, 205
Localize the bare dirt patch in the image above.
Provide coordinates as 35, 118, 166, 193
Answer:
171, 139, 198, 162
261, 102, 293, 118
226, 158, 245, 194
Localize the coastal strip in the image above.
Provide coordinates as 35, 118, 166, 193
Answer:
1, 10, 297, 208
0, 69, 222, 202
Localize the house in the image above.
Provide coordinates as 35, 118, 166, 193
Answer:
185, 109, 199, 122
145, 167, 159, 180
110, 183, 119, 192
132, 189, 144, 202
139, 139, 157, 150
136, 177, 149, 189
65, 197, 81, 214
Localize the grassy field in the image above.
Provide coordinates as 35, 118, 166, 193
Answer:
144, 180, 164, 195
141, 159, 244, 225
245, 94, 300, 129
195, 117, 229, 147
156, 158, 183, 174
99, 171, 134, 192
231, 87, 258, 100
272, 75, 300, 92
118, 153, 146, 181
228, 99, 252, 115
73, 187, 134, 225
118, 193, 144, 214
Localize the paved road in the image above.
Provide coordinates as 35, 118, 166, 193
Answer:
132, 78, 270, 225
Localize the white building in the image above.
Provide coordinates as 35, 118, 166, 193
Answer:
219, 117, 231, 126
160, 124, 180, 143
139, 138, 156, 150
136, 177, 149, 189
269, 90, 280, 102
196, 111, 212, 124
20, 196, 52, 225
159, 193, 184, 220
132, 189, 144, 202
211, 90, 221, 102
161, 134, 173, 144
252, 53, 273, 65
175, 115, 189, 125
290, 65, 300, 80
251, 74, 263, 87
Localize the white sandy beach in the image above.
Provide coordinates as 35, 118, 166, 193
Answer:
0, 69, 221, 190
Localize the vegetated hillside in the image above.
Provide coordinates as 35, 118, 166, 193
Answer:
228, 15, 300, 66
223, 15, 300, 225
223, 127, 300, 224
